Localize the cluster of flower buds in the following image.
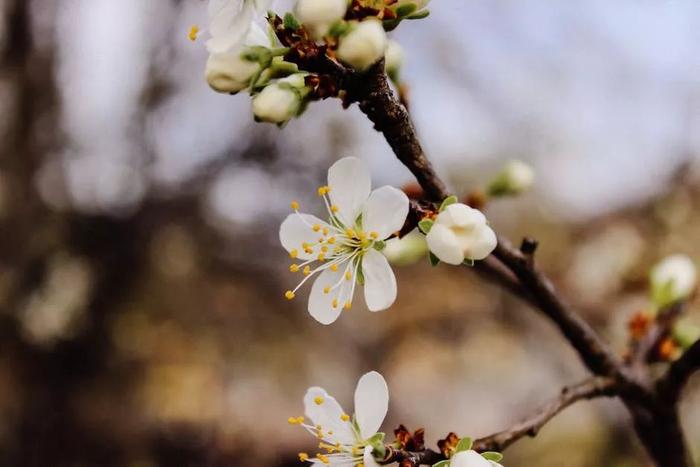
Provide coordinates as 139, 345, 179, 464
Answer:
194, 0, 429, 125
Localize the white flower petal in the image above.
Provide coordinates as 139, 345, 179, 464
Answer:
308, 266, 352, 325
362, 186, 409, 240
450, 451, 492, 467
327, 157, 371, 226
362, 249, 397, 312
304, 387, 356, 445
439, 203, 486, 228
279, 213, 331, 260
363, 445, 382, 467
463, 224, 497, 261
354, 371, 388, 440
207, 0, 254, 53
426, 223, 464, 265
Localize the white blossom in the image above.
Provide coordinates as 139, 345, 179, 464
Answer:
451, 450, 503, 467
488, 160, 535, 196
252, 74, 307, 123
650, 254, 697, 307
205, 0, 273, 54
289, 371, 388, 466
205, 24, 270, 93
425, 203, 496, 265
336, 20, 387, 71
384, 40, 404, 78
280, 157, 409, 324
295, 0, 348, 39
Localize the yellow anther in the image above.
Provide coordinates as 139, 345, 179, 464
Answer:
340, 413, 350, 422
305, 247, 313, 254
289, 249, 298, 259
290, 200, 300, 210
345, 270, 352, 281
322, 227, 329, 236
332, 299, 338, 308
318, 238, 325, 243
285, 291, 295, 300
288, 417, 299, 424
303, 266, 311, 275
312, 224, 321, 232
317, 253, 326, 261
358, 231, 367, 240
314, 396, 324, 405
330, 264, 339, 272
302, 242, 310, 248
358, 464, 364, 467
344, 301, 352, 310
317, 185, 330, 196
317, 454, 330, 464
323, 286, 331, 294
321, 246, 328, 253
298, 453, 309, 462
188, 25, 199, 41
296, 416, 305, 424
290, 264, 300, 273
327, 237, 336, 244
330, 205, 339, 213
370, 231, 379, 239
345, 228, 356, 238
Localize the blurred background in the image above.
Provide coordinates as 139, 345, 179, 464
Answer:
1, 0, 699, 465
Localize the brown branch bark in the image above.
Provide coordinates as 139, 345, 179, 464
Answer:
658, 338, 700, 404
472, 377, 616, 452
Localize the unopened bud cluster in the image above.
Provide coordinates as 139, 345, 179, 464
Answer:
194, 0, 431, 125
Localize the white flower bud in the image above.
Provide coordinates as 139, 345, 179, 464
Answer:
295, 0, 348, 39
336, 19, 387, 71
252, 74, 307, 124
205, 50, 260, 93
451, 450, 498, 467
650, 254, 697, 307
488, 160, 535, 196
384, 40, 404, 78
425, 203, 497, 265
382, 230, 427, 266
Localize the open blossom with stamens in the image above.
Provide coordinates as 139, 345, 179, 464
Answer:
289, 371, 388, 466
279, 157, 409, 325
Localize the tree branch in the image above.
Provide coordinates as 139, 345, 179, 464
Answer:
472, 377, 616, 452
658, 338, 700, 404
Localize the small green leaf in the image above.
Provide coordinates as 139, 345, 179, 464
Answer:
407, 9, 430, 20
283, 12, 300, 30
328, 20, 350, 37
432, 461, 450, 467
383, 18, 402, 31
481, 452, 503, 462
429, 252, 440, 267
418, 218, 434, 234
396, 3, 418, 17
455, 437, 473, 453
438, 195, 458, 212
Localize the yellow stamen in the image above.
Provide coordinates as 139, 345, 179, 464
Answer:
344, 301, 351, 310
345, 228, 356, 238
345, 270, 352, 281
317, 454, 330, 464
323, 286, 330, 294
312, 224, 321, 232
317, 185, 330, 196
340, 413, 350, 421
322, 227, 329, 236
314, 396, 324, 405
317, 253, 326, 261
303, 266, 311, 275
332, 299, 338, 308
370, 231, 379, 239
330, 205, 339, 213
298, 453, 309, 462
296, 416, 305, 423
188, 25, 199, 41
321, 246, 328, 253
290, 200, 300, 210
327, 237, 336, 244
290, 264, 300, 273
289, 249, 298, 259
330, 264, 338, 272
285, 291, 295, 300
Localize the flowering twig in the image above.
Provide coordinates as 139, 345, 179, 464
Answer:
630, 301, 686, 369
472, 377, 617, 452
658, 338, 700, 404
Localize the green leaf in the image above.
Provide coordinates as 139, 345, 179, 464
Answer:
418, 218, 434, 234
429, 252, 440, 267
438, 195, 458, 212
455, 437, 473, 453
383, 18, 402, 31
283, 12, 300, 30
396, 3, 418, 17
481, 452, 503, 462
432, 461, 450, 467
328, 20, 350, 37
407, 9, 430, 20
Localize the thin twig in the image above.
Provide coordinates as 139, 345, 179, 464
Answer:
472, 377, 616, 452
658, 339, 700, 404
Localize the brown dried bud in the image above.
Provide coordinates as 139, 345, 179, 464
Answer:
437, 432, 459, 457
394, 425, 426, 452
